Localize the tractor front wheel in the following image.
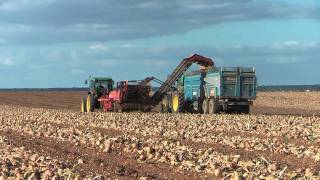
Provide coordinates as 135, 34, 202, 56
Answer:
86, 94, 95, 112
81, 98, 87, 112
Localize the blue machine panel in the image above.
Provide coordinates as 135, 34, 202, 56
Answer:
183, 67, 257, 100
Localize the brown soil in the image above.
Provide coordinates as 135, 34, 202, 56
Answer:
0, 91, 319, 116
0, 91, 86, 111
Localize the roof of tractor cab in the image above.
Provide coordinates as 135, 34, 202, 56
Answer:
90, 77, 113, 81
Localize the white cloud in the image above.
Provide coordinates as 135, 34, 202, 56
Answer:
283, 40, 300, 46
272, 40, 301, 49
0, 58, 16, 66
88, 44, 110, 51
271, 41, 319, 50
137, 2, 158, 8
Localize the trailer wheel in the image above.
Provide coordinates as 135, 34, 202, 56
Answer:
81, 98, 87, 112
184, 101, 193, 113
209, 98, 219, 114
86, 94, 95, 112
172, 91, 184, 113
241, 105, 250, 114
202, 99, 209, 114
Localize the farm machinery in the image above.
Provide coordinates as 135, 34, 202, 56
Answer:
97, 78, 161, 112
81, 54, 257, 113
81, 54, 213, 112
166, 66, 257, 114
81, 76, 114, 112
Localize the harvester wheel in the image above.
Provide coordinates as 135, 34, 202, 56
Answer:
113, 102, 123, 112
161, 96, 169, 113
209, 98, 219, 114
202, 99, 209, 114
113, 103, 117, 112
81, 98, 87, 112
172, 91, 184, 113
86, 94, 95, 112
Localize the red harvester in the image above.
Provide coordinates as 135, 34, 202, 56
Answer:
90, 54, 214, 112
98, 78, 157, 112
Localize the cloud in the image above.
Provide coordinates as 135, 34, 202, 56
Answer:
283, 40, 300, 46
88, 43, 110, 51
0, 58, 16, 66
0, 0, 319, 45
6, 40, 320, 81
272, 40, 300, 49
120, 44, 134, 48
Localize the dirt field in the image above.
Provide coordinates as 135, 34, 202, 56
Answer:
0, 91, 319, 116
0, 91, 320, 179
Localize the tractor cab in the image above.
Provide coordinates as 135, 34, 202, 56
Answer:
87, 77, 114, 97
81, 76, 114, 112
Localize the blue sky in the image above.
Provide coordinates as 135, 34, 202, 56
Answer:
0, 0, 319, 88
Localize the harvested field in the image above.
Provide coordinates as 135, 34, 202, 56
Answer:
0, 91, 319, 116
0, 91, 320, 178
254, 92, 320, 116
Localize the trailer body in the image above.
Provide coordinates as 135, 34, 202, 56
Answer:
183, 66, 257, 113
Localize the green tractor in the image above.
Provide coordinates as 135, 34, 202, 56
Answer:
81, 76, 114, 112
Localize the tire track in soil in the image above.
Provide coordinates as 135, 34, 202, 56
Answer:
42, 122, 320, 172
0, 129, 210, 179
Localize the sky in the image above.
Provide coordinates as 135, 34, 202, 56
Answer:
0, 0, 319, 88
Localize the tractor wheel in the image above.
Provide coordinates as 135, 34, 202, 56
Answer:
209, 98, 219, 114
81, 98, 87, 112
202, 99, 209, 114
171, 91, 184, 113
86, 94, 95, 112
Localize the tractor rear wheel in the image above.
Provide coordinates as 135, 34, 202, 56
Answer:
81, 98, 87, 112
172, 91, 184, 113
209, 98, 219, 114
86, 94, 95, 112
202, 99, 209, 114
